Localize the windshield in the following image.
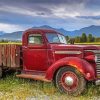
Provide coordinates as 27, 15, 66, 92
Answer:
46, 33, 67, 44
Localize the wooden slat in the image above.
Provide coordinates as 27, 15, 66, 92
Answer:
2, 45, 4, 66
7, 45, 11, 67
0, 44, 21, 68
0, 45, 2, 66
2, 45, 7, 67
15, 45, 21, 67
11, 45, 16, 67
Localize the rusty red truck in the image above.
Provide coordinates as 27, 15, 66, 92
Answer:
0, 28, 100, 96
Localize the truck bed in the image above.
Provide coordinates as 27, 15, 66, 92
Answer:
0, 44, 21, 68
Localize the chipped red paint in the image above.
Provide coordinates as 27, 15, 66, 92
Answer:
0, 45, 2, 66
0, 29, 100, 83
45, 57, 95, 81
22, 29, 100, 82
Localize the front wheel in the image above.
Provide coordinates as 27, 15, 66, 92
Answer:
55, 67, 86, 96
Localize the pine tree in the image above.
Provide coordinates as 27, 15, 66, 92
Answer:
87, 34, 93, 42
81, 33, 87, 42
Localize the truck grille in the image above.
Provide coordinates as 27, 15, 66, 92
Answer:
86, 50, 100, 78
95, 53, 100, 78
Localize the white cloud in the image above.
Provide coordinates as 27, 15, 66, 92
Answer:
0, 2, 100, 32
0, 23, 27, 33
0, 6, 37, 16
0, 4, 100, 19
0, 4, 84, 18
51, 7, 80, 18
0, 5, 49, 17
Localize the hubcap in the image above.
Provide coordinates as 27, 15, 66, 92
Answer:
60, 71, 79, 91
65, 76, 74, 86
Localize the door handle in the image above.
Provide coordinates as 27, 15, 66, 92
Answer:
23, 46, 27, 49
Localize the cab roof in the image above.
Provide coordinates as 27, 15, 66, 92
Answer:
24, 28, 58, 33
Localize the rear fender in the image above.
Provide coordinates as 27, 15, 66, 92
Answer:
45, 57, 95, 81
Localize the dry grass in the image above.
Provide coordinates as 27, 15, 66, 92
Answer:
0, 73, 100, 100
75, 42, 100, 45
0, 43, 99, 99
0, 42, 22, 45
0, 42, 100, 45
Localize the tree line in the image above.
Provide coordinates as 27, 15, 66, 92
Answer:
0, 39, 21, 43
66, 33, 100, 43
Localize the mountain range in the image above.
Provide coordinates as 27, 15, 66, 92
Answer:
0, 31, 5, 35
0, 25, 100, 41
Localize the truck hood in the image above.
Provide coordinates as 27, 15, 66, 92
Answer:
50, 44, 100, 51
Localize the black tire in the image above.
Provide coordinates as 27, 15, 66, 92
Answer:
55, 67, 86, 96
0, 67, 2, 78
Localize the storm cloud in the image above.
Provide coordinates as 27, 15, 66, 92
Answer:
0, 0, 100, 32
77, 16, 100, 20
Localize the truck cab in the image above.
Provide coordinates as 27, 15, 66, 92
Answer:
22, 29, 67, 71
17, 29, 100, 96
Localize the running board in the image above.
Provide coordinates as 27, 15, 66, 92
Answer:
16, 74, 51, 82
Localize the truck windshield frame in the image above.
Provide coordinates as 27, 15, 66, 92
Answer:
46, 33, 67, 44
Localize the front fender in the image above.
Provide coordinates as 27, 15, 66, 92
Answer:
45, 57, 95, 81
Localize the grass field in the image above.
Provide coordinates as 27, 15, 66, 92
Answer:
0, 42, 100, 45
0, 42, 99, 100
0, 73, 100, 100
75, 42, 100, 45
0, 42, 22, 45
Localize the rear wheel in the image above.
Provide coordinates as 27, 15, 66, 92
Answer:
55, 67, 86, 96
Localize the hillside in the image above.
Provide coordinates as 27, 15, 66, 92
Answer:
70, 25, 100, 37
0, 25, 100, 41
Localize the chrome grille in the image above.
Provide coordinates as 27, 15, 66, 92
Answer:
95, 53, 100, 78
85, 50, 100, 78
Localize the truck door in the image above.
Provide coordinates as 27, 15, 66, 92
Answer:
23, 32, 48, 71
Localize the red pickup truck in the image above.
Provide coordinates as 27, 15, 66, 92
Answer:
0, 29, 100, 96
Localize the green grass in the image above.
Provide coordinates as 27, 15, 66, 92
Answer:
0, 42, 100, 45
0, 74, 100, 100
75, 42, 100, 45
0, 42, 99, 100
0, 42, 22, 45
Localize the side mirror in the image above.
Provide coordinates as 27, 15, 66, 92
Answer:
68, 38, 75, 44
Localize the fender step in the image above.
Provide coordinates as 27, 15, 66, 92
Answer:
16, 74, 51, 82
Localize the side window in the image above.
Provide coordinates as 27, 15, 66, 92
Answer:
28, 34, 43, 45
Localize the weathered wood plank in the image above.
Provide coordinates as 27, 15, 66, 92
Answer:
15, 45, 21, 67
2, 45, 7, 67
7, 45, 11, 67
0, 45, 2, 66
11, 45, 16, 67
0, 44, 21, 68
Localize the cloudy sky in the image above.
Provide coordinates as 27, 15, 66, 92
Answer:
0, 0, 100, 32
